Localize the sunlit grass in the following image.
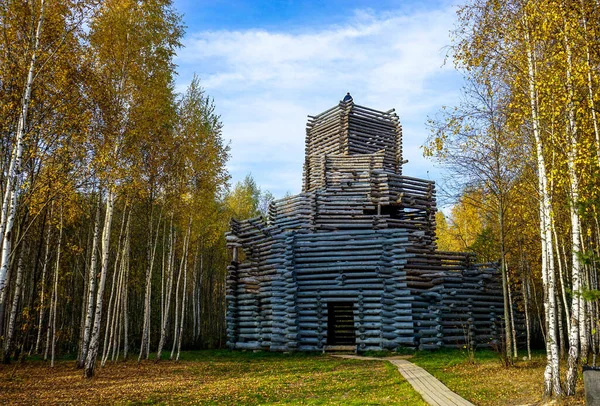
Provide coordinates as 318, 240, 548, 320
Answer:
411, 349, 586, 405
0, 350, 427, 405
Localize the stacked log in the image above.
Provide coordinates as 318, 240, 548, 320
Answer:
347, 104, 402, 174
303, 100, 401, 192
404, 251, 508, 350
293, 229, 415, 351
225, 96, 519, 353
303, 101, 351, 192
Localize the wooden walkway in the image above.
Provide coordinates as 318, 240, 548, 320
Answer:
334, 355, 475, 406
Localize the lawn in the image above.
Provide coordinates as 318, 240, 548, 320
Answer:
0, 350, 427, 405
411, 349, 586, 405
0, 349, 590, 405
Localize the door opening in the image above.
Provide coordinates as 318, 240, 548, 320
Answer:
327, 302, 355, 345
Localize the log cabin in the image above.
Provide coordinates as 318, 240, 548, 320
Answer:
225, 94, 507, 352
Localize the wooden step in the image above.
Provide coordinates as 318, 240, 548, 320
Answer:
323, 345, 357, 353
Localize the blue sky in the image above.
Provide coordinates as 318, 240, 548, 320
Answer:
173, 0, 464, 202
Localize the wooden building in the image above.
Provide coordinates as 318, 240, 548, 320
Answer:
225, 95, 505, 352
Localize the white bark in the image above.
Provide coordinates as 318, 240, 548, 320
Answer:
122, 212, 130, 360
176, 220, 191, 361
101, 206, 127, 366
563, 17, 584, 395
553, 226, 571, 333
50, 208, 63, 367
0, 0, 46, 302
580, 0, 600, 166
170, 239, 184, 360
139, 207, 162, 361
34, 217, 51, 354
156, 220, 175, 361
524, 21, 562, 396
507, 271, 518, 358
523, 277, 532, 360
84, 189, 115, 378
79, 197, 102, 368
3, 244, 25, 363
113, 207, 130, 362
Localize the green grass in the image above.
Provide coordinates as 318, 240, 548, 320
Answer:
0, 350, 428, 405
6, 348, 584, 405
411, 349, 585, 405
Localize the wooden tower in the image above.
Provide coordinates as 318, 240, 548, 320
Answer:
225, 95, 513, 352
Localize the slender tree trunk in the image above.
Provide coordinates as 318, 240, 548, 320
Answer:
139, 205, 162, 361
170, 245, 184, 360
580, 0, 600, 166
34, 214, 52, 354
77, 216, 94, 365
112, 207, 130, 362
554, 225, 571, 334
3, 243, 26, 363
524, 20, 562, 396
84, 188, 115, 378
0, 0, 46, 302
160, 221, 166, 335
563, 16, 584, 395
79, 197, 102, 368
44, 291, 52, 361
176, 220, 191, 361
499, 202, 513, 362
523, 276, 532, 361
192, 243, 199, 343
507, 271, 518, 358
122, 212, 130, 360
558, 291, 565, 360
580, 266, 589, 364
101, 205, 127, 366
156, 219, 174, 361
50, 207, 63, 367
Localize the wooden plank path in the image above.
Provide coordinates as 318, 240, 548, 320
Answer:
334, 355, 475, 406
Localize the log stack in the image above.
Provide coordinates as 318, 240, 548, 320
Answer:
226, 95, 520, 352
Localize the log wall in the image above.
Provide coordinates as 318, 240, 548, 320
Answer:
226, 96, 520, 352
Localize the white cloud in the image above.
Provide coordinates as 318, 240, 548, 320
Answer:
175, 5, 462, 197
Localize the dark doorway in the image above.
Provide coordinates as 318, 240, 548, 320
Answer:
327, 302, 355, 345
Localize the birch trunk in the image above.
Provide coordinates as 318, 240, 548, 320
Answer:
156, 220, 174, 361
122, 213, 130, 360
170, 243, 185, 360
109, 253, 124, 361
524, 20, 562, 396
563, 16, 584, 395
101, 206, 127, 366
497, 197, 514, 362
108, 255, 123, 363
176, 220, 191, 361
554, 225, 571, 333
523, 276, 532, 360
84, 189, 115, 378
79, 197, 102, 368
580, 266, 589, 364
192, 244, 199, 342
160, 221, 166, 334
139, 206, 162, 361
580, 0, 600, 166
558, 293, 565, 360
507, 271, 518, 358
3, 244, 26, 363
0, 0, 46, 301
34, 215, 52, 354
50, 208, 63, 367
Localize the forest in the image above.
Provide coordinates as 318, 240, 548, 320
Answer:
427, 0, 600, 398
0, 0, 599, 403
0, 0, 272, 379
